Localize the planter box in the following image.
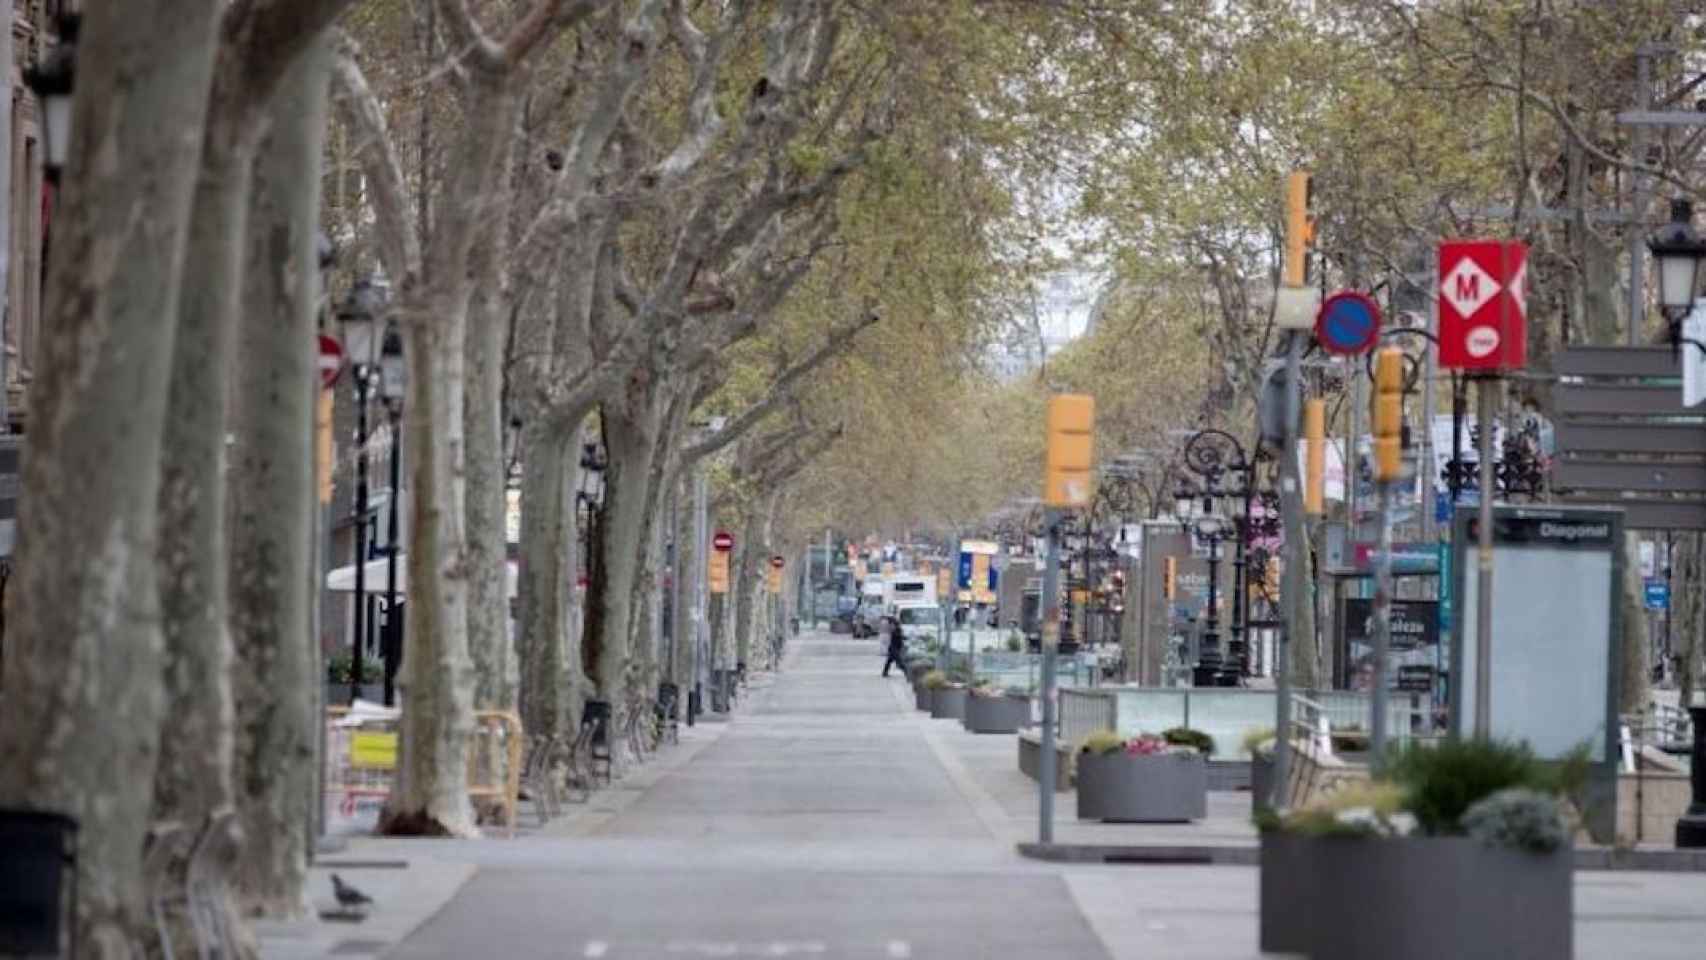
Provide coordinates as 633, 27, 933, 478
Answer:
1017, 731, 1073, 791
1249, 754, 1275, 815
1260, 833, 1572, 960
325, 683, 383, 706
929, 687, 968, 720
1075, 752, 1207, 822
963, 694, 1030, 734
914, 685, 934, 712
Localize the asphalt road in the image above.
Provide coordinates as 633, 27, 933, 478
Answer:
387, 635, 1113, 960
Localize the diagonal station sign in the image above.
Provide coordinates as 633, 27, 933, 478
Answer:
1438, 240, 1528, 371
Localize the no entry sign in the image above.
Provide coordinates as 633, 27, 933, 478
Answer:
1314, 291, 1382, 356
317, 334, 343, 388
1438, 241, 1528, 371
713, 531, 734, 552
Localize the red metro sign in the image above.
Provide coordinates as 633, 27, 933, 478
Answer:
1438, 240, 1528, 371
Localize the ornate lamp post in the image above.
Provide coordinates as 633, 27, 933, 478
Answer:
24, 13, 78, 185
1649, 198, 1706, 353
336, 277, 385, 704
1175, 429, 1255, 685
378, 326, 405, 705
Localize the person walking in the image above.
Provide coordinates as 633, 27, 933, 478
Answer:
881, 616, 908, 677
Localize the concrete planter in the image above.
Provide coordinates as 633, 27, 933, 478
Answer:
1018, 732, 1073, 791
929, 686, 968, 720
914, 685, 934, 712
325, 683, 383, 706
1075, 752, 1207, 822
1249, 753, 1275, 815
1259, 833, 1572, 960
963, 694, 1030, 734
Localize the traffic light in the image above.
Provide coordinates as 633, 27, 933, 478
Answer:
1372, 347, 1404, 483
1304, 398, 1326, 516
1283, 170, 1315, 287
1163, 556, 1177, 600
1044, 394, 1096, 508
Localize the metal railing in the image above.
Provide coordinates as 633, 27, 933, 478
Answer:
1058, 689, 1118, 746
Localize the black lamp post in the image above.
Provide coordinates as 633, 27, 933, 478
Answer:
1176, 429, 1254, 686
379, 325, 405, 706
24, 13, 78, 186
1649, 198, 1706, 353
337, 277, 384, 705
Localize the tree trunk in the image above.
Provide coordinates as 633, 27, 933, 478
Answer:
382, 62, 520, 837
669, 478, 694, 684
1677, 533, 1704, 711
383, 293, 477, 837
153, 46, 255, 869
732, 502, 767, 669
1619, 532, 1652, 713
0, 2, 221, 952
594, 406, 658, 700
227, 35, 330, 920
465, 230, 515, 712
516, 420, 584, 741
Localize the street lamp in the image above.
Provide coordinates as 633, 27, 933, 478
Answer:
24, 13, 79, 184
336, 277, 386, 705
1649, 198, 1706, 348
1175, 429, 1256, 686
379, 326, 405, 706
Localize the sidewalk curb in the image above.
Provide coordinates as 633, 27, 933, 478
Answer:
1018, 841, 1706, 872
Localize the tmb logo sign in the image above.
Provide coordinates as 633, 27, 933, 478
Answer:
1438, 240, 1527, 371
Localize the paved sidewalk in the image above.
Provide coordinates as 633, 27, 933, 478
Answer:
264, 633, 1706, 958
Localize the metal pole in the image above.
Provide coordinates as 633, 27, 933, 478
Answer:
1629, 47, 1651, 346
1271, 332, 1303, 809
382, 408, 401, 706
823, 527, 832, 627
1421, 255, 1440, 543
690, 466, 708, 724
1371, 479, 1396, 772
1038, 508, 1062, 844
350, 370, 369, 706
1474, 378, 1498, 738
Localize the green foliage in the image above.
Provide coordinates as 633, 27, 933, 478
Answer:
922, 670, 951, 690
1462, 788, 1570, 854
1079, 730, 1126, 756
1280, 782, 1414, 839
1242, 727, 1276, 757
326, 651, 382, 685
1162, 727, 1216, 756
1384, 739, 1574, 836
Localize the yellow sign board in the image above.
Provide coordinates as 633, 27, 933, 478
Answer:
936, 569, 952, 597
767, 564, 783, 594
349, 731, 398, 770
709, 549, 730, 594
316, 388, 335, 505
1044, 394, 1096, 508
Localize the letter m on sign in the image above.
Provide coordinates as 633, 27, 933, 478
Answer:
1437, 240, 1527, 371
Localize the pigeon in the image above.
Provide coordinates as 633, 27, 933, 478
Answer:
331, 874, 374, 912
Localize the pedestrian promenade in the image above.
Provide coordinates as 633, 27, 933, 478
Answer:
267, 633, 1706, 959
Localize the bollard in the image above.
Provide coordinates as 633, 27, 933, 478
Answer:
1675, 706, 1706, 848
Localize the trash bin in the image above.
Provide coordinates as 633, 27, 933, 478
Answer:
0, 809, 77, 956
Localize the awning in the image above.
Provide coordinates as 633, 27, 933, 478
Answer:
325, 554, 520, 598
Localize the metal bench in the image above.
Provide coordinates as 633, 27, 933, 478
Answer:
571, 701, 613, 789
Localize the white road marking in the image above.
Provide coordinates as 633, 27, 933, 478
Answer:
886, 941, 912, 958
583, 942, 610, 958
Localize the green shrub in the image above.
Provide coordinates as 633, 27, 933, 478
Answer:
1005, 633, 1023, 652
1384, 739, 1570, 836
1461, 788, 1569, 854
922, 670, 951, 690
1242, 727, 1276, 757
326, 651, 382, 684
1161, 726, 1216, 756
1280, 782, 1414, 839
1079, 730, 1126, 756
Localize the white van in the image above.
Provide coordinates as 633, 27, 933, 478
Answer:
883, 574, 936, 609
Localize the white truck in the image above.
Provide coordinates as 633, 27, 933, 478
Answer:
882, 573, 937, 610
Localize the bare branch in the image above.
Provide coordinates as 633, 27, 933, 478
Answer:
678, 310, 878, 466
332, 44, 421, 281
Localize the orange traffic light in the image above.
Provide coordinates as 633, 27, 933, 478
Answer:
1283, 171, 1315, 287
1372, 347, 1404, 482
1304, 398, 1326, 516
1044, 394, 1096, 508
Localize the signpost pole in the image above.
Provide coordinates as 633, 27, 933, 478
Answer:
1272, 331, 1303, 810
1038, 508, 1062, 845
1371, 479, 1396, 772
1474, 378, 1497, 738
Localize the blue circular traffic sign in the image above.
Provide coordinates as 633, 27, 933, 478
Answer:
1315, 291, 1382, 356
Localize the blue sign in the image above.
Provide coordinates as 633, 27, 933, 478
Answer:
1645, 579, 1670, 611
1315, 291, 1383, 356
1438, 542, 1452, 631
958, 552, 974, 589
